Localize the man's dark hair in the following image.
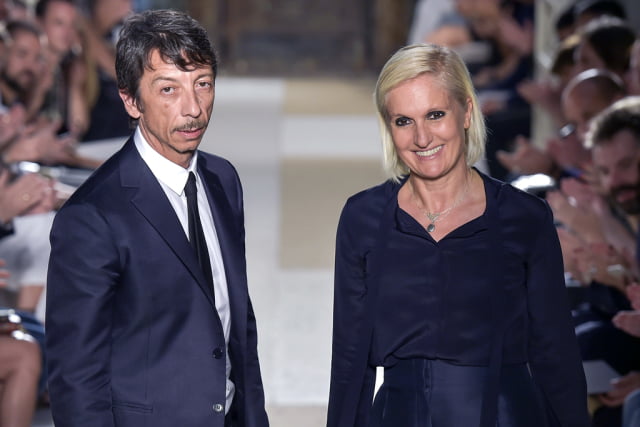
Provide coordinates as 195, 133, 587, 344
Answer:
574, 0, 627, 21
555, 4, 576, 35
115, 9, 217, 106
588, 97, 640, 148
4, 19, 43, 42
581, 16, 635, 75
35, 0, 75, 19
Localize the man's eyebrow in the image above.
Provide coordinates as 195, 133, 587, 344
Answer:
150, 72, 214, 85
151, 76, 178, 85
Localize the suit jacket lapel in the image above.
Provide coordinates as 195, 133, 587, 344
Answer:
118, 139, 216, 308
198, 160, 248, 339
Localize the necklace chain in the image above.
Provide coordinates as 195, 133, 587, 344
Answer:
409, 175, 471, 233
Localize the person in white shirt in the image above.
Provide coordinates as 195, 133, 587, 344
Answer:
45, 10, 269, 427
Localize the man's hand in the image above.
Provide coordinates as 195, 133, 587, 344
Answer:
599, 371, 640, 407
497, 135, 554, 176
613, 311, 640, 338
626, 284, 640, 310
3, 119, 77, 165
0, 170, 55, 223
571, 242, 628, 290
547, 132, 591, 172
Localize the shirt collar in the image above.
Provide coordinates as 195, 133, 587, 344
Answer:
133, 127, 198, 196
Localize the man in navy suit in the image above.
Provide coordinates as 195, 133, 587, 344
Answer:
45, 10, 269, 427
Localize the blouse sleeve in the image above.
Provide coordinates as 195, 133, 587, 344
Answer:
327, 200, 377, 427
526, 202, 590, 427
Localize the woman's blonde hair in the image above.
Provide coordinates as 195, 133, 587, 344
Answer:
374, 43, 486, 181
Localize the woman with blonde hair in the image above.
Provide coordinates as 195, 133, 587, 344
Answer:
327, 43, 589, 427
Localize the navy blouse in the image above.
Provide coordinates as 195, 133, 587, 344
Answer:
327, 171, 589, 427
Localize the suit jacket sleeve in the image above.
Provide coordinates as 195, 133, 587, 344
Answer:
526, 202, 590, 427
327, 199, 376, 427
243, 297, 270, 427
46, 202, 119, 427
229, 165, 269, 427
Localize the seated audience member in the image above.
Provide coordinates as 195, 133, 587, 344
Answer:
79, 0, 132, 141
35, 0, 89, 138
562, 68, 626, 143
0, 139, 49, 422
573, 16, 635, 80
453, 0, 535, 180
0, 66, 66, 317
555, 97, 640, 427
0, 164, 56, 317
556, 97, 640, 286
516, 34, 581, 131
572, 0, 627, 29
0, 20, 44, 116
497, 68, 625, 181
0, 20, 101, 169
0, 334, 41, 427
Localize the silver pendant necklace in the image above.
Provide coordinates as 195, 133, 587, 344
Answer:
410, 175, 471, 233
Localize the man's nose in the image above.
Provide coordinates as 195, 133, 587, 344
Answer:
182, 90, 202, 118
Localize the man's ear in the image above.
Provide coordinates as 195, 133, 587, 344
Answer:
119, 90, 141, 119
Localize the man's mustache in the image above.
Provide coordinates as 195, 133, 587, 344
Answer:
611, 184, 639, 198
174, 121, 207, 132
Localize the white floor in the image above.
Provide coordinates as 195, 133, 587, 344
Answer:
37, 76, 383, 426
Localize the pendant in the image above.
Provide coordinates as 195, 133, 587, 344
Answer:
426, 223, 435, 233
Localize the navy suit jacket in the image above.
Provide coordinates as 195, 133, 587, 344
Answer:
46, 137, 269, 427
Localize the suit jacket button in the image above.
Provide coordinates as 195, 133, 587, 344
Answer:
212, 347, 224, 359
213, 403, 224, 413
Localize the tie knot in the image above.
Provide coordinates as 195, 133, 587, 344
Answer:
185, 172, 197, 197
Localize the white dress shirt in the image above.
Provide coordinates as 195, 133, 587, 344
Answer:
134, 128, 235, 412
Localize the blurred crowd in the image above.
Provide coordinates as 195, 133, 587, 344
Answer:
410, 0, 640, 426
0, 0, 134, 425
1, 0, 640, 425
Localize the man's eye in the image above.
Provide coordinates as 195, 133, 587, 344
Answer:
620, 158, 634, 170
427, 111, 445, 120
161, 87, 174, 94
197, 81, 212, 88
394, 117, 411, 127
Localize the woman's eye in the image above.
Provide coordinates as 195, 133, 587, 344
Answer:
427, 111, 445, 120
394, 117, 411, 127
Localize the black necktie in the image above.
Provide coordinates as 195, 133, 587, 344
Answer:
184, 172, 214, 291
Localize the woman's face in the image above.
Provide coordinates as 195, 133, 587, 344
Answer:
385, 73, 471, 180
